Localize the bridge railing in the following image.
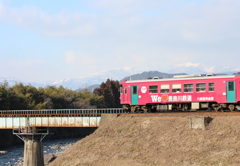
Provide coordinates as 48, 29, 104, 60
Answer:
0, 108, 127, 117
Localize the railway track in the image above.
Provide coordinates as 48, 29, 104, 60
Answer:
1, 108, 240, 117
0, 108, 126, 117
120, 111, 240, 117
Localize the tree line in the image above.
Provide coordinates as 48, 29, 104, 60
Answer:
0, 79, 121, 110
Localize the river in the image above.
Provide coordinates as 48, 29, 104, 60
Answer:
0, 137, 81, 166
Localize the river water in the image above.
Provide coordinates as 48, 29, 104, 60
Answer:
0, 137, 81, 166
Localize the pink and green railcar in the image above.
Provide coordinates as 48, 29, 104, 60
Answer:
120, 74, 240, 112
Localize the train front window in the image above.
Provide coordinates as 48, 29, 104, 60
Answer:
196, 83, 206, 92
160, 84, 169, 93
184, 84, 193, 92
149, 85, 158, 94
120, 87, 122, 94
209, 83, 214, 92
172, 84, 181, 93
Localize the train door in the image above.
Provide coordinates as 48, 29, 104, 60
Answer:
121, 86, 128, 104
226, 81, 236, 102
131, 85, 138, 105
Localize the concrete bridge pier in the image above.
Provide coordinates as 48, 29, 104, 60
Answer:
22, 134, 44, 166
13, 127, 49, 166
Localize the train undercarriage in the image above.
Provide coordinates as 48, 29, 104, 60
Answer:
123, 102, 240, 113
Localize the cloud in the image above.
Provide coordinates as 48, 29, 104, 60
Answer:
0, 2, 4, 17
1, 0, 240, 80
8, 59, 45, 66
64, 50, 102, 74
0, 59, 48, 82
169, 0, 240, 42
65, 51, 77, 64
1, 0, 239, 42
0, 2, 97, 38
178, 62, 200, 68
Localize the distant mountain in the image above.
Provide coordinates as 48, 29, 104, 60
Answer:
77, 71, 187, 92
0, 68, 141, 90
1, 65, 239, 91
40, 66, 240, 90
76, 84, 100, 92
168, 64, 240, 75
0, 77, 21, 87
120, 71, 187, 82
51, 67, 141, 90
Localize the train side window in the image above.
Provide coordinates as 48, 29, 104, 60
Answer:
149, 85, 158, 94
228, 82, 234, 91
120, 87, 122, 94
124, 87, 127, 94
184, 84, 193, 92
133, 86, 137, 94
160, 84, 169, 93
209, 83, 214, 92
172, 84, 181, 93
196, 83, 206, 92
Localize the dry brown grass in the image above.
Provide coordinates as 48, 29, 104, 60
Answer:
49, 116, 240, 166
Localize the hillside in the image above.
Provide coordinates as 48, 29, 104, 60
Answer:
2, 68, 238, 90
78, 71, 187, 92
120, 71, 186, 82
49, 115, 240, 166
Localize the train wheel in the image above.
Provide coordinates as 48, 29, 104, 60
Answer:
131, 106, 136, 113
212, 104, 221, 112
228, 104, 235, 112
141, 106, 148, 113
131, 106, 140, 113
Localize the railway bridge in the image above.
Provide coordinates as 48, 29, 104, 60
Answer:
0, 108, 126, 166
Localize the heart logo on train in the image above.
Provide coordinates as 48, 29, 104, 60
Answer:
161, 95, 169, 102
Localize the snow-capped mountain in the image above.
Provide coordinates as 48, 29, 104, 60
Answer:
1, 65, 239, 90
51, 67, 145, 90
0, 77, 21, 87
167, 63, 240, 75
43, 65, 240, 90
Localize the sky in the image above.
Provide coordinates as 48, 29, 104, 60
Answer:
0, 0, 240, 82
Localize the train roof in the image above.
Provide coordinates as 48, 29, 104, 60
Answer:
122, 74, 240, 83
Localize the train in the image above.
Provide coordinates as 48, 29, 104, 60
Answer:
119, 74, 240, 113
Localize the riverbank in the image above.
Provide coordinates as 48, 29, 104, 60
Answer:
0, 137, 81, 166
49, 115, 240, 166
0, 127, 97, 148
0, 127, 97, 165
